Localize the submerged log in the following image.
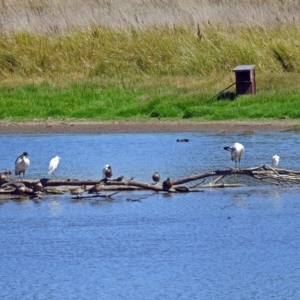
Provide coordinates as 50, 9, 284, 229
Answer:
1, 165, 300, 199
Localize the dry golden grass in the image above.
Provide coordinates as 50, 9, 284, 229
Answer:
0, 0, 300, 33
0, 0, 300, 93
1, 24, 300, 82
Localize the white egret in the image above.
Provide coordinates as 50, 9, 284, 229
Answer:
48, 156, 61, 176
15, 152, 30, 177
102, 164, 113, 179
223, 142, 244, 168
272, 155, 280, 168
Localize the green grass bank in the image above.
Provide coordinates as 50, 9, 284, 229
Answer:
1, 73, 300, 121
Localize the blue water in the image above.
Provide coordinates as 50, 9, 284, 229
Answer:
1, 132, 300, 299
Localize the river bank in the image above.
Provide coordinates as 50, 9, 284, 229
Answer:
0, 119, 298, 134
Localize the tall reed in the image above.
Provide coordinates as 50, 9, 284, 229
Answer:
1, 24, 300, 82
1, 0, 300, 33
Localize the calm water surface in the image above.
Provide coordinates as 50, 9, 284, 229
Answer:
1, 132, 300, 299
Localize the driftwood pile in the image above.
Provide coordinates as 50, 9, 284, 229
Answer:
1, 165, 300, 200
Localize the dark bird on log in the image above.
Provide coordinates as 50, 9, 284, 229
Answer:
88, 183, 104, 195
15, 152, 30, 177
176, 139, 189, 142
223, 142, 244, 168
152, 172, 160, 184
114, 176, 124, 182
48, 156, 61, 176
70, 185, 86, 198
102, 164, 113, 179
162, 178, 173, 190
272, 155, 280, 168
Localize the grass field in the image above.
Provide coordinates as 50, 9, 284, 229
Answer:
0, 0, 300, 121
1, 73, 300, 121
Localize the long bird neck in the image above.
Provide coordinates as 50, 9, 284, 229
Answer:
224, 146, 232, 152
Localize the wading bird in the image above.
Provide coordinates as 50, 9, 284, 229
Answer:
152, 172, 160, 184
15, 152, 30, 177
272, 155, 280, 168
102, 165, 113, 179
223, 142, 244, 168
48, 156, 61, 176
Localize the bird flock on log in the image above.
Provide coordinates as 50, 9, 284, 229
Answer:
2, 143, 280, 198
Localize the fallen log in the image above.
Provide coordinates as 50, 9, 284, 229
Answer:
199, 183, 247, 188
1, 165, 300, 199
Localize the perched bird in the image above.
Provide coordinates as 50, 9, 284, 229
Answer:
272, 155, 280, 168
116, 176, 124, 182
223, 142, 244, 168
162, 178, 173, 190
102, 165, 113, 179
15, 152, 30, 177
88, 183, 104, 195
48, 156, 61, 176
152, 172, 160, 184
70, 185, 86, 198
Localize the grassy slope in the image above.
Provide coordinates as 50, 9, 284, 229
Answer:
0, 1, 300, 121
1, 73, 300, 121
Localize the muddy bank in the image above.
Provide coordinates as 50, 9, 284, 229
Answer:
0, 120, 298, 134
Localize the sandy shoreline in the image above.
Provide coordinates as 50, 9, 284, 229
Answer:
0, 120, 299, 134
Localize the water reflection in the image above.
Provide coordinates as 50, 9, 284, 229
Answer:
47, 198, 64, 217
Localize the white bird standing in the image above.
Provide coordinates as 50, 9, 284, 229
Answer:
223, 142, 245, 168
15, 152, 30, 177
272, 155, 280, 168
48, 156, 61, 176
102, 164, 113, 179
